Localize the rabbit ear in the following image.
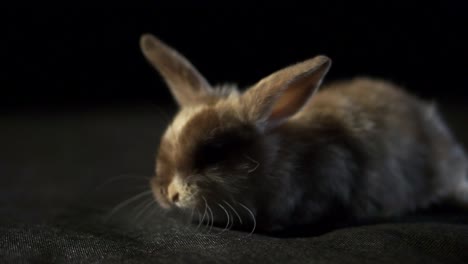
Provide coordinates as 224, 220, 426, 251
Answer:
242, 55, 331, 129
140, 34, 213, 107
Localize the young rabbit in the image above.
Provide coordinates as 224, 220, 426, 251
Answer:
140, 33, 468, 233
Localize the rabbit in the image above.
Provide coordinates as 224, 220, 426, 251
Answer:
139, 33, 468, 233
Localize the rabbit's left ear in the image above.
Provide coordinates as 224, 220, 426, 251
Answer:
140, 34, 213, 107
242, 55, 331, 129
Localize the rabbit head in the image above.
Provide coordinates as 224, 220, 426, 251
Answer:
140, 34, 331, 224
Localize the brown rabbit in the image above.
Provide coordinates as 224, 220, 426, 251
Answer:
140, 33, 468, 233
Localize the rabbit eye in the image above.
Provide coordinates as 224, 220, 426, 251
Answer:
193, 127, 255, 170
194, 140, 232, 169
201, 142, 227, 162
212, 142, 225, 149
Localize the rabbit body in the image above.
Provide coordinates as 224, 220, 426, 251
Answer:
140, 34, 468, 232
256, 77, 468, 230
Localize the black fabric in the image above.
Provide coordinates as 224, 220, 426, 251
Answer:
1, 105, 468, 263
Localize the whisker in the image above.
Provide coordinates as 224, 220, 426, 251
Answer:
104, 190, 153, 222
238, 202, 256, 235
226, 207, 233, 231
226, 209, 234, 231
203, 209, 211, 233
140, 201, 160, 224
133, 198, 155, 223
132, 196, 152, 213
223, 200, 243, 225
193, 209, 202, 233
244, 155, 260, 174
95, 174, 151, 191
202, 197, 214, 233
197, 197, 208, 232
207, 205, 214, 233
188, 207, 195, 225
217, 203, 230, 233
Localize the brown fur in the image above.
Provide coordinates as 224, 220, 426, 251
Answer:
141, 34, 468, 232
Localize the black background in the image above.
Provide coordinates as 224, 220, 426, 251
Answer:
2, 4, 467, 112
2, 6, 468, 263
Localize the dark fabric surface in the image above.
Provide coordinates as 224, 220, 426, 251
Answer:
1, 105, 468, 263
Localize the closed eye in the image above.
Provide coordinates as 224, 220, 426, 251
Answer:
194, 137, 244, 169
196, 141, 229, 168
193, 127, 256, 169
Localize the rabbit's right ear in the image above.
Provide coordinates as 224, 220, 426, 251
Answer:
242, 55, 331, 130
140, 34, 213, 107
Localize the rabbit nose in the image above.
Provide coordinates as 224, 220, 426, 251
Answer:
171, 192, 180, 203
167, 180, 181, 204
